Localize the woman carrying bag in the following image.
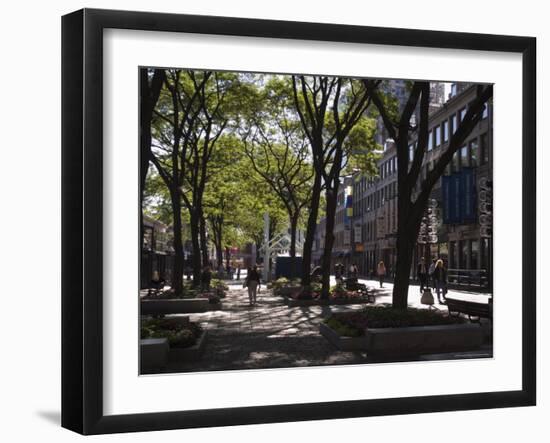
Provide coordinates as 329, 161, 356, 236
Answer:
433, 259, 448, 304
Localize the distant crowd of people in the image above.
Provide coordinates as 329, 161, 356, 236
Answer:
151, 256, 449, 305
311, 257, 449, 303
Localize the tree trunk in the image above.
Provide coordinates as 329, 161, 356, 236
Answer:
289, 212, 299, 258
301, 172, 322, 287
320, 184, 339, 299
392, 207, 423, 310
140, 71, 152, 256
199, 212, 209, 267
392, 234, 414, 310
215, 241, 223, 270
139, 69, 164, 252
170, 192, 184, 296
189, 210, 202, 286
225, 247, 231, 270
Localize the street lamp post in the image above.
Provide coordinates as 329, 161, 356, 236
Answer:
263, 213, 270, 282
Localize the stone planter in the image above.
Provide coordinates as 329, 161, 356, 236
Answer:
285, 296, 371, 307
320, 322, 487, 355
168, 330, 208, 362
140, 338, 169, 372
141, 298, 222, 315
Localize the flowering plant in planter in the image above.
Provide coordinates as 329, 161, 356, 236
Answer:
293, 282, 322, 299
324, 305, 465, 337
141, 317, 203, 348
144, 283, 199, 300
330, 283, 347, 299
211, 278, 228, 297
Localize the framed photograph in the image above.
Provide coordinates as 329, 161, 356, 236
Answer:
62, 8, 536, 435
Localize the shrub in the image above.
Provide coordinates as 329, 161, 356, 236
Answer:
211, 278, 229, 291
147, 287, 198, 299
325, 317, 363, 337
166, 329, 197, 348
141, 316, 203, 348
142, 317, 188, 332
330, 283, 347, 298
324, 306, 464, 336
310, 282, 322, 293
271, 277, 290, 290
140, 325, 156, 339
360, 306, 464, 328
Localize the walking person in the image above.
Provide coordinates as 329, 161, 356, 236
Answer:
335, 263, 344, 283
244, 265, 261, 306
200, 265, 212, 292
377, 260, 386, 288
417, 257, 428, 293
236, 267, 241, 281
433, 259, 448, 304
428, 258, 436, 289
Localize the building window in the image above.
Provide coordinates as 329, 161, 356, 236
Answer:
451, 83, 457, 97
450, 241, 457, 269
451, 114, 458, 134
469, 139, 478, 167
459, 107, 467, 122
435, 125, 441, 147
428, 130, 433, 151
452, 150, 460, 173
482, 102, 489, 119
460, 240, 468, 269
471, 239, 479, 269
443, 120, 449, 142
480, 133, 489, 165
481, 238, 490, 270
460, 145, 468, 168
439, 242, 449, 263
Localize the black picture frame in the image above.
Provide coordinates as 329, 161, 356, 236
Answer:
62, 8, 536, 435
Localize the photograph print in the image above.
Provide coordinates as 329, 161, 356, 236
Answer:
139, 68, 493, 375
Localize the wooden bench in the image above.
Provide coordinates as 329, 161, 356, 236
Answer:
446, 297, 492, 323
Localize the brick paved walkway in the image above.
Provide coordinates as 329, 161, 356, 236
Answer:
159, 279, 491, 374
162, 282, 372, 373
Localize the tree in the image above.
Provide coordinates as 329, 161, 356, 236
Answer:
241, 77, 314, 258
180, 72, 240, 278
140, 69, 165, 252
292, 76, 374, 297
365, 80, 493, 310
203, 136, 246, 269
203, 135, 288, 272
149, 69, 211, 294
